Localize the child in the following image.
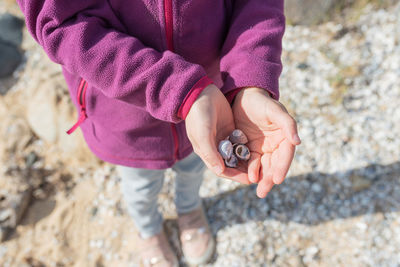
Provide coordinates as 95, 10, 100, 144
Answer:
17, 0, 300, 266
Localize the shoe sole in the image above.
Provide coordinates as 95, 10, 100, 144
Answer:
185, 237, 215, 266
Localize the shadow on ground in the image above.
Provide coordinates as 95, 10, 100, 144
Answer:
165, 161, 400, 266
205, 161, 400, 227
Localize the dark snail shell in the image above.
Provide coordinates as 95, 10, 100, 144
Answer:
218, 139, 233, 160
225, 155, 238, 168
234, 144, 250, 161
229, 129, 248, 144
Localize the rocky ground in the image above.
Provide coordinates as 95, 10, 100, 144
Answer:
0, 1, 399, 267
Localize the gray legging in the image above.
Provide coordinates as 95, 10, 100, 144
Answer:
116, 152, 205, 238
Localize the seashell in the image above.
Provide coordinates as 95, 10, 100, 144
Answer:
234, 144, 250, 161
229, 129, 248, 144
218, 140, 233, 160
225, 155, 238, 168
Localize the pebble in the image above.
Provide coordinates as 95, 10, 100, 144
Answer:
0, 13, 23, 79
111, 230, 118, 239
0, 41, 22, 79
0, 13, 23, 46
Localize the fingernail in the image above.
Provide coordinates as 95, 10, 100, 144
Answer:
212, 165, 223, 175
293, 134, 301, 144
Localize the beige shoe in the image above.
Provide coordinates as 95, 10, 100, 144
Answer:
137, 229, 179, 267
177, 205, 215, 266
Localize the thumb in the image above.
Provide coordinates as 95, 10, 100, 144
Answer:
196, 135, 225, 176
270, 105, 301, 146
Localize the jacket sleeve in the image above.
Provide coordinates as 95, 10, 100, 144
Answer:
220, 0, 285, 102
16, 0, 213, 123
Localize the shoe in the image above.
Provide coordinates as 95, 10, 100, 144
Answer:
137, 229, 179, 267
177, 204, 215, 266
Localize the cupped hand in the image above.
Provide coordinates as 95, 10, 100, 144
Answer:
232, 87, 301, 198
185, 84, 250, 185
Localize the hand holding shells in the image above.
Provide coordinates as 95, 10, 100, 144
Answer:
218, 129, 250, 168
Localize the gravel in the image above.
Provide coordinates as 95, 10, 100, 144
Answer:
195, 3, 400, 266
1, 2, 400, 267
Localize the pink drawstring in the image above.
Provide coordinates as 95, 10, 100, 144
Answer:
66, 108, 87, 135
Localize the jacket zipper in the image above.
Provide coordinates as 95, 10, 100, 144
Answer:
164, 0, 179, 160
66, 79, 88, 135
164, 0, 174, 52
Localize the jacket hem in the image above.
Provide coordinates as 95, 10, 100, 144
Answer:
178, 145, 194, 161
86, 138, 177, 169
80, 122, 195, 170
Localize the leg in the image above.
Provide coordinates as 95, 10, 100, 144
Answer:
172, 153, 215, 265
172, 152, 206, 214
116, 165, 165, 239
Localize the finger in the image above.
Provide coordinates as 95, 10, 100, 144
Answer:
256, 154, 274, 198
269, 105, 301, 146
248, 152, 261, 183
271, 139, 295, 184
194, 135, 225, 176
220, 167, 250, 185
256, 176, 274, 198
260, 153, 273, 181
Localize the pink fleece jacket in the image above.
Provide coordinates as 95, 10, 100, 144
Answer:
17, 0, 285, 169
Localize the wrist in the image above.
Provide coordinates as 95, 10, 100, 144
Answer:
234, 87, 272, 105
185, 83, 221, 119
177, 76, 214, 120
195, 83, 221, 103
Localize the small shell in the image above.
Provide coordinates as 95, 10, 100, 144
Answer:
218, 140, 233, 160
234, 144, 250, 161
225, 155, 238, 168
229, 129, 248, 144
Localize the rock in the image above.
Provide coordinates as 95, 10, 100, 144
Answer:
286, 255, 304, 266
26, 80, 59, 143
25, 76, 99, 167
0, 13, 24, 78
285, 0, 335, 25
0, 115, 32, 163
350, 173, 372, 192
0, 188, 32, 241
0, 13, 24, 47
24, 151, 38, 168
26, 77, 79, 148
0, 41, 22, 78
